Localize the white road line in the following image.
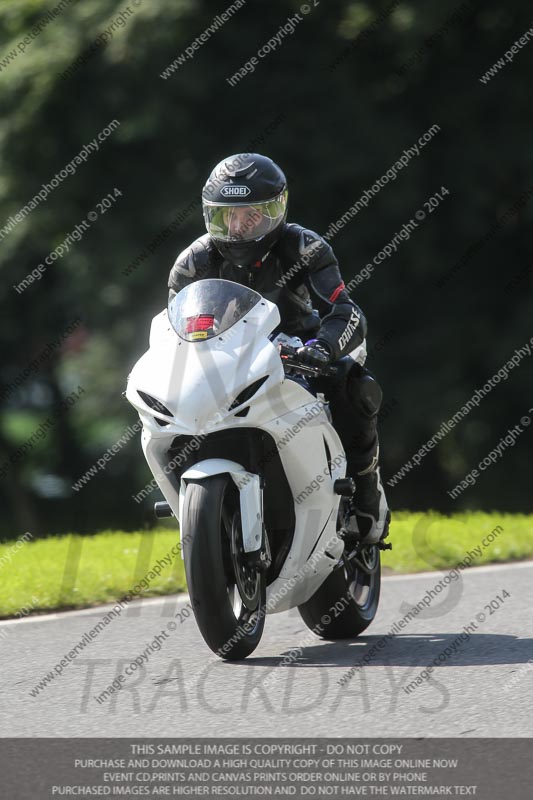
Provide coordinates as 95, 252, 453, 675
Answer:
0, 592, 189, 627
383, 558, 533, 581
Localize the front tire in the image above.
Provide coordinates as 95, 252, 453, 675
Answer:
298, 545, 381, 639
182, 475, 265, 660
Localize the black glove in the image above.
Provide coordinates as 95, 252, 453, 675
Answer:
296, 339, 332, 368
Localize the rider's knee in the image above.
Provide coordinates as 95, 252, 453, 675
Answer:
347, 365, 383, 418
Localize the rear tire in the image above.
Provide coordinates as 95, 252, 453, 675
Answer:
182, 475, 265, 660
298, 545, 381, 639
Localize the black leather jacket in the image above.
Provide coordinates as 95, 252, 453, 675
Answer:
168, 223, 367, 361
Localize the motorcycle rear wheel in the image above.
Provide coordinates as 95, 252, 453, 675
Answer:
298, 545, 381, 639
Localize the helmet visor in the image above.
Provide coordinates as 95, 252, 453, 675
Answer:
203, 190, 287, 242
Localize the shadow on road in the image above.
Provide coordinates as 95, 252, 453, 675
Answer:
234, 633, 533, 669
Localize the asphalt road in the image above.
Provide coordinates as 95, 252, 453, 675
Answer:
2, 561, 532, 737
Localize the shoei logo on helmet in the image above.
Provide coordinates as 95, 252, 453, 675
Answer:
221, 185, 251, 197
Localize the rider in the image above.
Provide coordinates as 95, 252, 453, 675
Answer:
167, 153, 390, 544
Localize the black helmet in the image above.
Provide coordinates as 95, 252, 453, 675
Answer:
202, 153, 288, 267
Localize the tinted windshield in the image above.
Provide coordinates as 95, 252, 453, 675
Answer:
168, 279, 261, 342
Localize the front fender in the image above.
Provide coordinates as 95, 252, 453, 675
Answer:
179, 458, 262, 554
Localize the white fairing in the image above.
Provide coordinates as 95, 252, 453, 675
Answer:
126, 282, 348, 614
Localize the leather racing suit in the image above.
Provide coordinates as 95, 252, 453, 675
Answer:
167, 222, 384, 482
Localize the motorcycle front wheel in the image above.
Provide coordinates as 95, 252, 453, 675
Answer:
182, 475, 265, 660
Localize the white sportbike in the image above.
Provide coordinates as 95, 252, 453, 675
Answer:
126, 278, 384, 659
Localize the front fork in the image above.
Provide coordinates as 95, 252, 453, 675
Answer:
245, 531, 272, 572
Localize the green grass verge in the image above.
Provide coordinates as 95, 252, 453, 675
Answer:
0, 528, 185, 619
0, 513, 531, 618
380, 511, 533, 573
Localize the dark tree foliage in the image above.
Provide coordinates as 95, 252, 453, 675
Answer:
0, 0, 531, 538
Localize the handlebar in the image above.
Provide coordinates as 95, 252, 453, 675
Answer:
278, 344, 338, 378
